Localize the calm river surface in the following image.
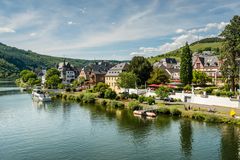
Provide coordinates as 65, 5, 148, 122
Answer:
0, 82, 240, 160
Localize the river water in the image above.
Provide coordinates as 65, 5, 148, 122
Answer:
0, 81, 240, 160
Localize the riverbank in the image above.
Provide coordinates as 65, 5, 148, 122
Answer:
52, 91, 240, 125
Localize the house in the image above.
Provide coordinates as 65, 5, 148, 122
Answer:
192, 54, 221, 84
79, 61, 113, 86
105, 62, 128, 93
57, 60, 78, 84
153, 58, 180, 80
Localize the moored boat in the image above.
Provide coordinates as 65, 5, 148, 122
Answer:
32, 88, 51, 102
133, 110, 144, 115
145, 111, 157, 117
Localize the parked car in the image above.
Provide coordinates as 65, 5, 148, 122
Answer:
164, 97, 174, 102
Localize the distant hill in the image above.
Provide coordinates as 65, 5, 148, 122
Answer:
148, 37, 224, 64
0, 42, 119, 80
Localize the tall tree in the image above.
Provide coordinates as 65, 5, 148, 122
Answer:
117, 72, 137, 89
192, 70, 212, 86
147, 68, 169, 84
128, 56, 153, 85
180, 42, 193, 85
220, 15, 240, 91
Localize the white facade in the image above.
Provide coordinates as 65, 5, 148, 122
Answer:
170, 92, 239, 108
62, 71, 75, 84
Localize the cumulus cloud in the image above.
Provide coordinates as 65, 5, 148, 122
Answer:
176, 22, 229, 34
0, 27, 15, 33
131, 33, 219, 56
131, 21, 229, 57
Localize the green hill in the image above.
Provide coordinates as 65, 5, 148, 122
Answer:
0, 42, 118, 80
148, 37, 223, 64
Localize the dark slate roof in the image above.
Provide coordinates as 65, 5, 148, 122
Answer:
165, 58, 177, 64
105, 63, 128, 76
82, 61, 114, 75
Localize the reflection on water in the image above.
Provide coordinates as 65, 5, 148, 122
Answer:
1, 81, 240, 160
221, 125, 240, 160
180, 119, 192, 159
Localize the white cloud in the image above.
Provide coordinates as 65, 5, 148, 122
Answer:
176, 28, 186, 34
130, 51, 145, 56
0, 27, 15, 33
131, 21, 229, 57
67, 21, 73, 25
132, 33, 216, 56
177, 22, 229, 35
30, 32, 36, 36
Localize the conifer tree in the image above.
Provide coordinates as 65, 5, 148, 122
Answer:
180, 42, 193, 85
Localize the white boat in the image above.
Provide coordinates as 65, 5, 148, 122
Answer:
32, 89, 51, 102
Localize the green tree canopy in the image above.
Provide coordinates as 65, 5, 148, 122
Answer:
180, 42, 193, 85
45, 75, 61, 89
155, 86, 171, 99
45, 68, 61, 89
192, 70, 212, 86
147, 68, 169, 84
220, 15, 240, 91
128, 56, 153, 85
117, 72, 137, 89
46, 68, 60, 79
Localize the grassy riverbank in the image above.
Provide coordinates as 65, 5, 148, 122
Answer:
52, 91, 240, 125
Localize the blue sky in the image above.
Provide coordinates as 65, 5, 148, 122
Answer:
0, 0, 239, 60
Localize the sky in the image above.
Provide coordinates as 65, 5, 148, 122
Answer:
0, 0, 239, 60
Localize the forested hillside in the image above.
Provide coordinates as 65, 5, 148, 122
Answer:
0, 42, 118, 80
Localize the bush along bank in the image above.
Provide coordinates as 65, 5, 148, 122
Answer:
53, 92, 240, 125
157, 106, 240, 125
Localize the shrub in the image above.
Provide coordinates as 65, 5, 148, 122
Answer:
120, 92, 129, 100
205, 115, 222, 123
183, 84, 192, 91
82, 93, 96, 103
87, 89, 93, 93
58, 83, 65, 89
215, 91, 221, 96
93, 82, 109, 92
107, 100, 125, 109
62, 94, 67, 100
104, 89, 117, 99
65, 88, 71, 92
138, 96, 145, 103
100, 99, 107, 106
226, 91, 234, 97
155, 86, 171, 99
170, 108, 182, 116
204, 87, 214, 94
158, 107, 170, 114
147, 97, 155, 105
72, 88, 76, 92
115, 96, 120, 100
192, 112, 206, 121
98, 90, 105, 98
128, 101, 142, 110
129, 93, 139, 100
